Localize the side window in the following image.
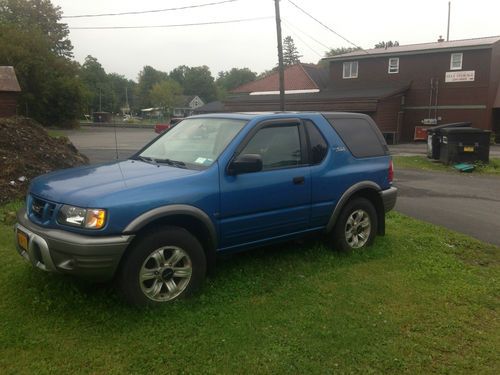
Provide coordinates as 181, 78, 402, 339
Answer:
305, 121, 328, 164
240, 124, 301, 170
450, 53, 463, 70
342, 61, 358, 79
324, 117, 386, 158
388, 57, 399, 74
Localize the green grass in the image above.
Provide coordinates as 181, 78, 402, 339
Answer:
0, 203, 499, 374
394, 155, 500, 175
46, 129, 66, 138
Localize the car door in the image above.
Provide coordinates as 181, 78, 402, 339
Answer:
218, 118, 311, 249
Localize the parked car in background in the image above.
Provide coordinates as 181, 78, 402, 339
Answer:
14, 112, 397, 306
154, 117, 184, 134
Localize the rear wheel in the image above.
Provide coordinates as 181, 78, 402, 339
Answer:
118, 226, 206, 306
333, 198, 378, 252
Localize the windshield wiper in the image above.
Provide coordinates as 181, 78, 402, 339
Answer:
137, 156, 157, 164
154, 158, 187, 169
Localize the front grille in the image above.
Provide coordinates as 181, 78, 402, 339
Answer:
29, 195, 57, 223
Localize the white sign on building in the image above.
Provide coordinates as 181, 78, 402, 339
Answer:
445, 70, 475, 83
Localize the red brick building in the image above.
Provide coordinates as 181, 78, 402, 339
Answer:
0, 66, 21, 117
226, 37, 500, 142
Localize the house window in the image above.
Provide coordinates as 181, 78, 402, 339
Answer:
388, 57, 399, 74
450, 53, 463, 70
343, 61, 358, 79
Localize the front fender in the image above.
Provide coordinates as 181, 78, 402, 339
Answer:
123, 204, 217, 249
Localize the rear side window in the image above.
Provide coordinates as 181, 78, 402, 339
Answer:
305, 121, 328, 164
325, 118, 386, 158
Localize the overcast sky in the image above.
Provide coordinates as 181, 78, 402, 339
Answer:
52, 0, 500, 81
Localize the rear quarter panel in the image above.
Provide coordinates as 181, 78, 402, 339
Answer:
307, 115, 391, 227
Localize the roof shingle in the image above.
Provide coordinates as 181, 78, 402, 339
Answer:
231, 63, 327, 93
0, 66, 21, 92
324, 36, 500, 61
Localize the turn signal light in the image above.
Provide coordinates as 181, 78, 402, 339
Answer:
85, 209, 106, 229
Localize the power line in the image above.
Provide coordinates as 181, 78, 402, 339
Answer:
69, 16, 273, 30
282, 19, 331, 51
62, 0, 240, 19
282, 21, 323, 58
286, 0, 368, 54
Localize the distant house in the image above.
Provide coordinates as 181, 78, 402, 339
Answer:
226, 38, 500, 143
172, 95, 205, 117
141, 107, 163, 118
322, 36, 500, 142
0, 66, 21, 117
193, 100, 225, 114
223, 63, 330, 112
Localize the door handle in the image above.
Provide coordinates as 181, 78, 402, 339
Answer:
293, 176, 305, 185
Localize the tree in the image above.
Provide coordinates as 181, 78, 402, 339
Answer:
374, 41, 400, 49
0, 0, 73, 57
170, 65, 217, 102
149, 79, 183, 113
79, 55, 115, 113
216, 68, 257, 94
318, 47, 362, 67
324, 47, 361, 58
78, 57, 139, 115
169, 65, 189, 88
282, 36, 302, 66
0, 23, 83, 126
136, 66, 168, 109
108, 73, 137, 114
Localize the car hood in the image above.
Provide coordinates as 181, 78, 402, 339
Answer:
29, 160, 199, 206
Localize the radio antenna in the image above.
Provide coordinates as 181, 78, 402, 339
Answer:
114, 116, 119, 159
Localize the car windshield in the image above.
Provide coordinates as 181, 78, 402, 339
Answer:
138, 117, 247, 169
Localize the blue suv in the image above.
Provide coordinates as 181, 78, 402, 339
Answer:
15, 112, 397, 306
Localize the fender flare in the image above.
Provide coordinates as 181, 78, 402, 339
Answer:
123, 204, 217, 252
325, 181, 382, 233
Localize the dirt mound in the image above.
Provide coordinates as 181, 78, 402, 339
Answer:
0, 117, 89, 204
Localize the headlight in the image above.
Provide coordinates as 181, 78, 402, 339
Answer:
57, 205, 107, 229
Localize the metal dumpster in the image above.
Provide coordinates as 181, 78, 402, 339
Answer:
439, 127, 491, 164
427, 122, 471, 160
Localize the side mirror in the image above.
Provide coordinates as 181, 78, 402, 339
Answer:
227, 154, 263, 175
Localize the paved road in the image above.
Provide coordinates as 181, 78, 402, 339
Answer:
62, 126, 156, 163
62, 127, 500, 246
394, 169, 500, 246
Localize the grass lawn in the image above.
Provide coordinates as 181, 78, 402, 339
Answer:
393, 155, 500, 176
0, 202, 499, 374
46, 129, 66, 138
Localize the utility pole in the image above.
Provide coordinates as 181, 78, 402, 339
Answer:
99, 87, 102, 112
274, 0, 285, 111
447, 1, 451, 41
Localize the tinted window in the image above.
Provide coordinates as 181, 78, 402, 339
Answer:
240, 125, 301, 170
305, 121, 328, 164
325, 117, 386, 158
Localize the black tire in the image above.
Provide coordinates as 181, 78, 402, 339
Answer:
333, 197, 378, 253
118, 226, 206, 307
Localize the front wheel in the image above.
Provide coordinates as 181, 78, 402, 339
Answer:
118, 226, 206, 306
333, 198, 378, 252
